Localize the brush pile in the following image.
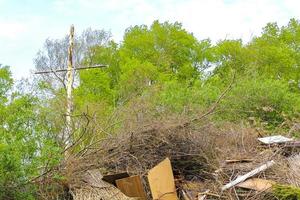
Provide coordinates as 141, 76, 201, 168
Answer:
99, 120, 219, 180
37, 118, 300, 200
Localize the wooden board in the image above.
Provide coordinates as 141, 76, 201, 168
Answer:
116, 175, 147, 200
102, 172, 130, 186
147, 158, 178, 200
237, 178, 275, 191
258, 135, 293, 144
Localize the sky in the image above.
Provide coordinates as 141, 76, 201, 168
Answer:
0, 0, 300, 79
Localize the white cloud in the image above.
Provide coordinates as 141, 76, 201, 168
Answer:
53, 0, 77, 16
139, 0, 296, 42
65, 0, 300, 43
2, 0, 300, 79
0, 21, 28, 39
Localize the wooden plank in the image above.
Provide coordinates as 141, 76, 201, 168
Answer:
116, 175, 147, 200
102, 172, 130, 186
236, 178, 275, 191
258, 135, 293, 144
147, 158, 179, 200
221, 160, 275, 191
34, 64, 108, 74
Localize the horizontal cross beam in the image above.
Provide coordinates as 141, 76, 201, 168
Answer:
34, 64, 108, 74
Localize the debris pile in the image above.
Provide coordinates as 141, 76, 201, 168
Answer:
100, 121, 218, 181
38, 120, 300, 200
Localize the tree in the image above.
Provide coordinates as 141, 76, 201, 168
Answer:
0, 66, 61, 199
34, 28, 112, 91
75, 21, 213, 108
246, 19, 300, 82
120, 20, 211, 76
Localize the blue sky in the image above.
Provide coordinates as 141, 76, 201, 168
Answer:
0, 0, 299, 79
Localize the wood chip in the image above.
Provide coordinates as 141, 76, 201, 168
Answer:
237, 178, 275, 191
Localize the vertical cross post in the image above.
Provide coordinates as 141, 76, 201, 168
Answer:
65, 25, 75, 148
34, 25, 107, 151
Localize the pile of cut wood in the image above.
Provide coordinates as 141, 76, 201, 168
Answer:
179, 134, 300, 200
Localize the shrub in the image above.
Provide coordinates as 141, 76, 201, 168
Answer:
219, 77, 300, 128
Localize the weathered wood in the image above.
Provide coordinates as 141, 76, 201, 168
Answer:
225, 159, 254, 164
102, 172, 129, 186
236, 178, 275, 191
221, 160, 275, 191
34, 64, 108, 74
258, 135, 293, 144
197, 190, 220, 199
65, 24, 75, 148
283, 141, 300, 147
198, 193, 207, 200
147, 158, 178, 200
197, 190, 208, 200
116, 175, 147, 200
181, 190, 192, 200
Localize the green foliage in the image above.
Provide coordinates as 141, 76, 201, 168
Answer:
86, 41, 120, 87
273, 184, 300, 200
73, 19, 300, 131
76, 68, 115, 106
75, 21, 211, 109
149, 79, 219, 115
0, 65, 13, 103
120, 20, 210, 74
212, 39, 254, 87
0, 66, 62, 199
118, 58, 158, 101
248, 19, 300, 81
219, 77, 300, 128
